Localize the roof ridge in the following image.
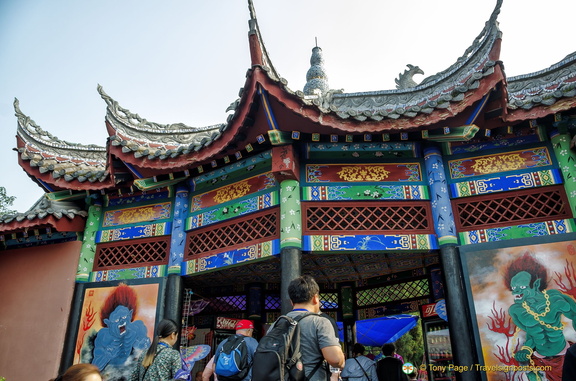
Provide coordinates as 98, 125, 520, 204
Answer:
14, 98, 106, 152
97, 85, 225, 133
247, 0, 282, 82
508, 51, 576, 82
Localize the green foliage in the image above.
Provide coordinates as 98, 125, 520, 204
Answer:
394, 314, 424, 367
0, 186, 17, 215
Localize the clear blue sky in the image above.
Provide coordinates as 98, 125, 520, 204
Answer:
0, 0, 574, 212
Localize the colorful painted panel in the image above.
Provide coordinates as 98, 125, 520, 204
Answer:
102, 202, 172, 227
459, 219, 575, 244
303, 234, 438, 251
187, 191, 278, 229
445, 134, 542, 155
303, 185, 429, 201
190, 173, 277, 212
461, 237, 576, 381
305, 163, 422, 183
96, 222, 170, 243
191, 150, 272, 190
448, 147, 553, 180
450, 169, 563, 197
184, 240, 280, 274
551, 132, 576, 216
305, 142, 420, 159
74, 281, 161, 381
91, 265, 167, 282
78, 204, 103, 282
105, 189, 171, 207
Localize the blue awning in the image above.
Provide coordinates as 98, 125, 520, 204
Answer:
337, 314, 419, 347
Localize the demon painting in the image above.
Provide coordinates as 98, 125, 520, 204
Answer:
74, 281, 159, 381
463, 239, 576, 381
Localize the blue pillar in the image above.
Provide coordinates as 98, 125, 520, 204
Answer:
424, 145, 479, 381
423, 146, 458, 246
169, 185, 189, 274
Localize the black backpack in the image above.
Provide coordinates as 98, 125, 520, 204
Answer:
214, 334, 250, 381
251, 312, 325, 381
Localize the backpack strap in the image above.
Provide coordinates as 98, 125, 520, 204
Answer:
293, 311, 317, 322
353, 357, 371, 381
231, 334, 246, 350
291, 312, 334, 381
305, 360, 327, 381
142, 347, 167, 380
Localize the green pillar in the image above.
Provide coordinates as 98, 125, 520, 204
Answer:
550, 130, 576, 215
76, 200, 103, 282
280, 179, 302, 249
280, 179, 303, 314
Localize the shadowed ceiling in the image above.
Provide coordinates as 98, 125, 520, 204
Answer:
183, 251, 440, 289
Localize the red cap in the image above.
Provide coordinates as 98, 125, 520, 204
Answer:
235, 320, 254, 330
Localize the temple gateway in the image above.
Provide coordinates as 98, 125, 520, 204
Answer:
2, 1, 576, 381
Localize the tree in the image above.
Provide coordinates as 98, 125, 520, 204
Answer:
0, 186, 17, 215
394, 313, 424, 367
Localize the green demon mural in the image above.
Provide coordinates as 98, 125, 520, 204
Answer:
505, 253, 576, 381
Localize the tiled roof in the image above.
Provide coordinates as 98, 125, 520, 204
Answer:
15, 99, 109, 184
298, 0, 503, 123
507, 52, 576, 110
10, 0, 576, 192
100, 85, 228, 161
0, 195, 87, 232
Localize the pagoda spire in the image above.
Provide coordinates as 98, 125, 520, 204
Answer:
303, 45, 329, 96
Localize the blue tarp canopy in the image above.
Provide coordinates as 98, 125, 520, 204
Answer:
337, 314, 419, 347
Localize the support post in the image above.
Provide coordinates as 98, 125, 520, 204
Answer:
340, 284, 355, 355
59, 282, 86, 373
279, 179, 303, 314
281, 246, 302, 314
440, 246, 479, 381
169, 185, 190, 274
424, 145, 479, 381
550, 130, 576, 216
76, 199, 103, 282
165, 273, 183, 324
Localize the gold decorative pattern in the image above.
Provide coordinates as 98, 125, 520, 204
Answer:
213, 181, 252, 203
471, 154, 525, 174
337, 166, 391, 181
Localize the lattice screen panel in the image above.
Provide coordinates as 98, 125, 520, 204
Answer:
94, 236, 170, 270
203, 295, 247, 313
452, 185, 571, 230
187, 208, 279, 258
356, 278, 429, 306
265, 294, 281, 310
303, 201, 432, 234
320, 292, 339, 309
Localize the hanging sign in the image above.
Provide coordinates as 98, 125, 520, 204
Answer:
421, 303, 439, 318
215, 317, 241, 330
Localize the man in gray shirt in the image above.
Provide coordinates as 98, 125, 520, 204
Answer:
285, 275, 345, 381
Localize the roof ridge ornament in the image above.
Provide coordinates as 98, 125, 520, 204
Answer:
395, 64, 425, 90
303, 46, 329, 96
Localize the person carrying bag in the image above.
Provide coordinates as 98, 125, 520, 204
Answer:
131, 319, 191, 381
341, 344, 377, 381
